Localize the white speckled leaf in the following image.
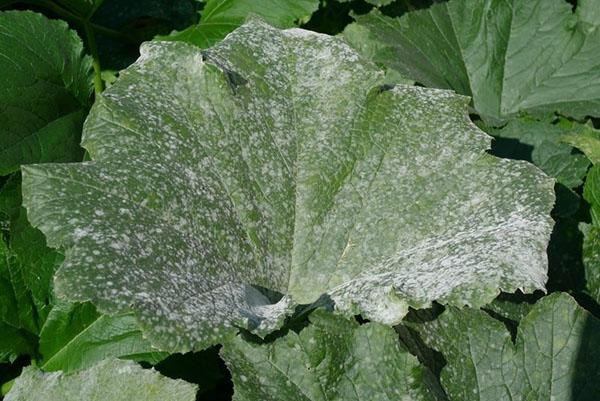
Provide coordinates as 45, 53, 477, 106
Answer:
413, 293, 600, 401
5, 358, 197, 401
22, 20, 554, 352
350, 0, 600, 120
221, 309, 443, 401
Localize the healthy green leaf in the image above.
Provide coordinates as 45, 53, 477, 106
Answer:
584, 166, 600, 225
0, 181, 62, 362
39, 300, 167, 373
10, 209, 63, 324
23, 20, 554, 353
350, 0, 600, 121
0, 11, 91, 175
221, 309, 443, 401
414, 293, 600, 401
485, 116, 591, 188
4, 358, 198, 401
161, 0, 319, 48
0, 238, 36, 362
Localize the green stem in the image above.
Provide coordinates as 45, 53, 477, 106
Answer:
1, 379, 14, 396
83, 20, 104, 95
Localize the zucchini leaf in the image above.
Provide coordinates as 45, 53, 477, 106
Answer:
23, 19, 554, 352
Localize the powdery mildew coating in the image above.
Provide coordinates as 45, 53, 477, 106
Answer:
5, 358, 197, 401
22, 19, 554, 352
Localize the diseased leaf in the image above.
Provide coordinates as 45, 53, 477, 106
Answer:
413, 293, 600, 401
562, 124, 600, 165
222, 309, 443, 401
39, 300, 167, 373
0, 11, 91, 175
23, 20, 554, 352
485, 116, 591, 188
161, 0, 319, 48
350, 0, 600, 120
4, 358, 198, 401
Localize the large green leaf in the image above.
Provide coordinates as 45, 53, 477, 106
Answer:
162, 0, 319, 48
222, 309, 443, 401
4, 358, 197, 401
350, 0, 600, 121
39, 300, 167, 373
23, 20, 554, 352
413, 293, 600, 401
0, 11, 91, 175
